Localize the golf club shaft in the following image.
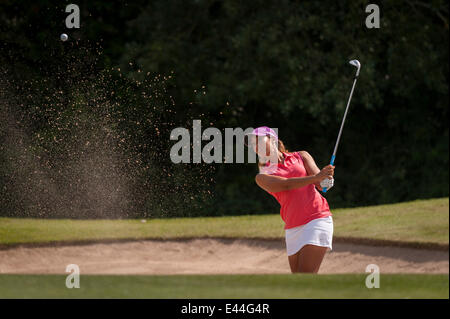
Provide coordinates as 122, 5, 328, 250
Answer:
323, 75, 359, 193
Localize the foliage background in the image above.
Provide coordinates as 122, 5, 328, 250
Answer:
0, 0, 448, 218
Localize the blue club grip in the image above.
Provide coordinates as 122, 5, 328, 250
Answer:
330, 155, 336, 166
322, 155, 336, 193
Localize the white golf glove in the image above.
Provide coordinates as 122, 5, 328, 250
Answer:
320, 177, 334, 190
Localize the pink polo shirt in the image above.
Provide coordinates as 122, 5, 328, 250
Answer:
261, 151, 332, 229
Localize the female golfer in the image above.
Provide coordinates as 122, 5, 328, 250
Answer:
245, 126, 335, 273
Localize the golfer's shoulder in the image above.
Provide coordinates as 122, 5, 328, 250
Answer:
296, 150, 311, 159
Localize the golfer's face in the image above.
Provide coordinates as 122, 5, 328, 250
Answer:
250, 135, 271, 156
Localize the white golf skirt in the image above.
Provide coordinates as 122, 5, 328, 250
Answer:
285, 216, 333, 256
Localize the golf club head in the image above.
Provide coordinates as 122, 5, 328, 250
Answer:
349, 59, 361, 77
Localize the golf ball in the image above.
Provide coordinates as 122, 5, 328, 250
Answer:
60, 33, 68, 41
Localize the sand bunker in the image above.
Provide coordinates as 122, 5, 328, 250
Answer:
0, 238, 448, 274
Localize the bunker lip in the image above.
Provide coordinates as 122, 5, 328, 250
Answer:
0, 236, 447, 252
0, 238, 448, 275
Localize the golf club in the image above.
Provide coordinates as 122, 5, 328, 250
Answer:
322, 59, 361, 193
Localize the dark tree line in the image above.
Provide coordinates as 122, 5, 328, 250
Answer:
0, 0, 448, 218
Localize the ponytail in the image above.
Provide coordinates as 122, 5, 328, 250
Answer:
278, 139, 288, 153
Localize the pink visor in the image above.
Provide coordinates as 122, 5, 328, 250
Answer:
244, 126, 278, 146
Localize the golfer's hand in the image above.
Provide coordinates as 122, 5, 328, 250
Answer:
315, 165, 335, 182
320, 177, 334, 190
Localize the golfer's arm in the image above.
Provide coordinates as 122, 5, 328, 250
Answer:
299, 151, 322, 189
255, 174, 319, 193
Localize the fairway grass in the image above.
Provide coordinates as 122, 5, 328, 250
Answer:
0, 197, 448, 247
0, 274, 447, 299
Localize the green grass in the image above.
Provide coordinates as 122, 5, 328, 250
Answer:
0, 274, 447, 299
332, 197, 449, 245
0, 197, 448, 246
0, 199, 448, 300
